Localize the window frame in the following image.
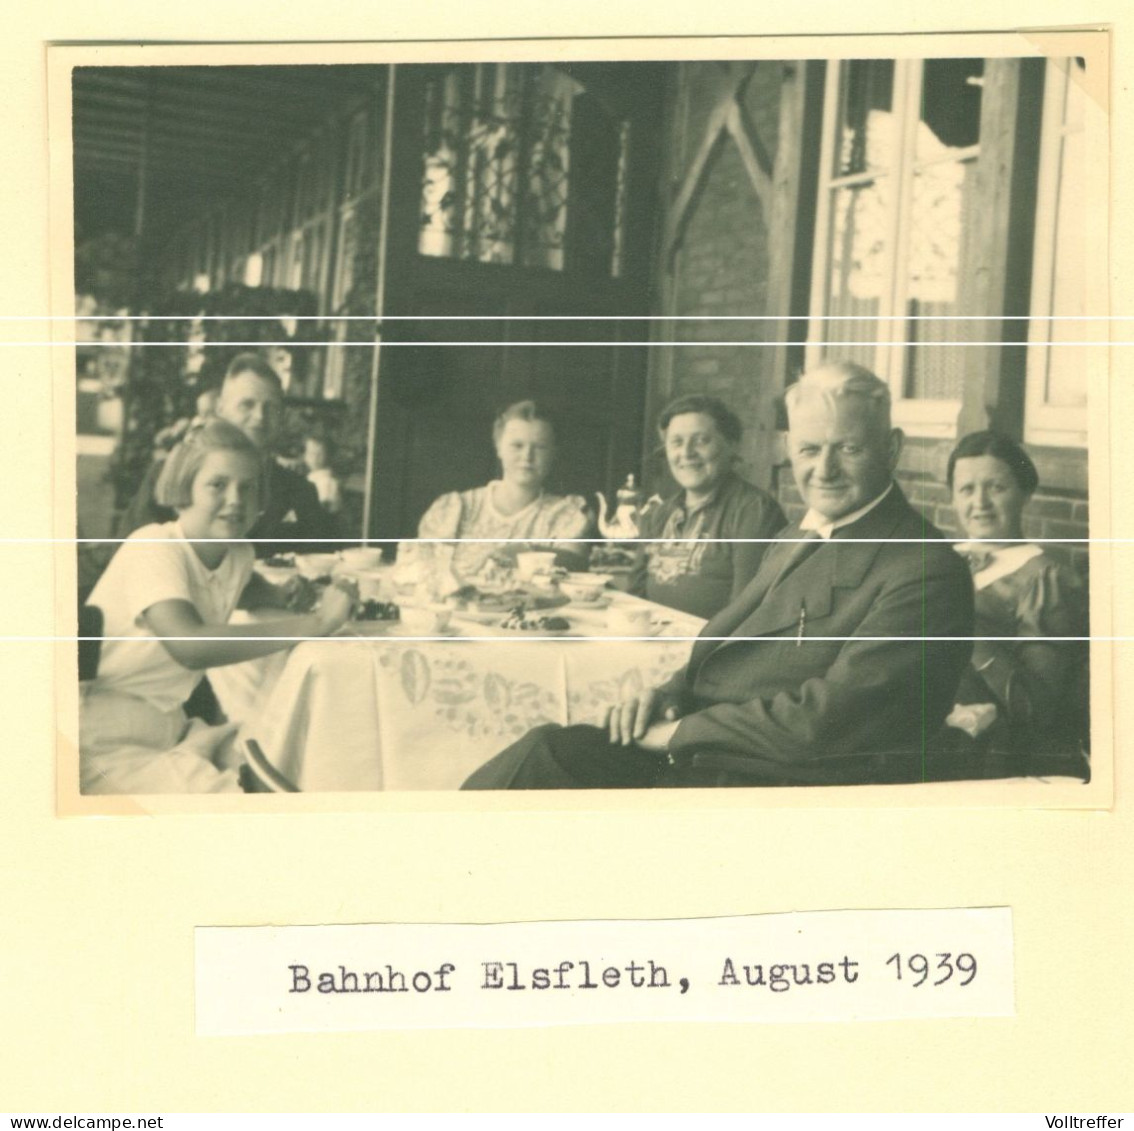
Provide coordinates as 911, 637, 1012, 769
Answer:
1024, 58, 1090, 450
805, 58, 981, 439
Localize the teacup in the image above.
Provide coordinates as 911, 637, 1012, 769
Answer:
339, 546, 385, 570
400, 604, 452, 635
295, 552, 339, 580
349, 568, 393, 603
516, 551, 557, 581
607, 605, 654, 636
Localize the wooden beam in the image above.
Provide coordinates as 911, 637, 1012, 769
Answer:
643, 63, 684, 468
73, 111, 306, 160
74, 65, 374, 107
74, 148, 239, 180
72, 86, 347, 150
663, 108, 725, 260
74, 142, 255, 184
73, 91, 330, 145
663, 61, 761, 264
958, 58, 1045, 438
751, 61, 812, 489
724, 101, 773, 215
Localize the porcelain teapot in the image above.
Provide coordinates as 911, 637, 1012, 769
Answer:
595, 474, 644, 541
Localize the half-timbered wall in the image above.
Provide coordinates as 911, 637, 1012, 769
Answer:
648, 58, 1090, 570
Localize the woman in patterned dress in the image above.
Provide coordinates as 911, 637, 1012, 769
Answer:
398, 400, 593, 588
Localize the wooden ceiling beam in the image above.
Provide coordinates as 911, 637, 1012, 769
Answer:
72, 113, 299, 158
72, 110, 298, 159
74, 148, 248, 188
73, 73, 363, 124
72, 95, 334, 146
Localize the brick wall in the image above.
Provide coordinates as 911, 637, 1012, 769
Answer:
772, 439, 1089, 577
650, 60, 1091, 580
648, 62, 785, 493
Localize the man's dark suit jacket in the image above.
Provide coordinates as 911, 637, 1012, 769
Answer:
118, 457, 338, 558
463, 484, 976, 789
656, 484, 975, 784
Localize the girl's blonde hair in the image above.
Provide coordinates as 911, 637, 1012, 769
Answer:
155, 419, 269, 511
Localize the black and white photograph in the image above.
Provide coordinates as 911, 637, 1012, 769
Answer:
62, 35, 1107, 801
3, 7, 1128, 1114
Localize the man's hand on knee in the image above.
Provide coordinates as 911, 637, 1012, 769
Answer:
605, 689, 680, 747
606, 689, 659, 746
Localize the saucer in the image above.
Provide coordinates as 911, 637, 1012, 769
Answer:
385, 623, 457, 638
566, 596, 612, 611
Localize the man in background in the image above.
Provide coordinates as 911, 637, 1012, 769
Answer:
119, 352, 337, 557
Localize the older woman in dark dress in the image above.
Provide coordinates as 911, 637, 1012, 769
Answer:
628, 395, 785, 620
947, 431, 1089, 774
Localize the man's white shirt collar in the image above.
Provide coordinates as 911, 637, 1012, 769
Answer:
799, 482, 894, 540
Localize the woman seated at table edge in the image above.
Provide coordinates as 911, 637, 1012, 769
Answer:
947, 429, 1089, 773
397, 399, 593, 588
628, 393, 786, 620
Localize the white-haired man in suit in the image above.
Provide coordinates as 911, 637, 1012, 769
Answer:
463, 361, 976, 789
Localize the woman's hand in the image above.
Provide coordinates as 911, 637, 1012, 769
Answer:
316, 578, 359, 635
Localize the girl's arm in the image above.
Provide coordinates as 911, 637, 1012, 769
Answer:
141, 583, 356, 670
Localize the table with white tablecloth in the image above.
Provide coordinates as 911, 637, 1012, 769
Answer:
228, 597, 704, 791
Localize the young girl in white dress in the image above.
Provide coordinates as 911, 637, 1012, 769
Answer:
81, 420, 357, 795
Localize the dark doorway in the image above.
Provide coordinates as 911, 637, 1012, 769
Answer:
371, 61, 668, 541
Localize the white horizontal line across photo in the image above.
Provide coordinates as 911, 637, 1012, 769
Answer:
32, 340, 1123, 346
13, 313, 1134, 320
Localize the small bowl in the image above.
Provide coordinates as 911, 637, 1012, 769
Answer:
607, 606, 654, 636
339, 546, 385, 570
399, 604, 453, 635
560, 578, 608, 603
295, 552, 339, 580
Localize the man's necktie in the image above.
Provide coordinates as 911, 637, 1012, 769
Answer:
766, 529, 822, 592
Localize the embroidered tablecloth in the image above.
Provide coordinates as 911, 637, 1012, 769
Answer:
237, 597, 704, 791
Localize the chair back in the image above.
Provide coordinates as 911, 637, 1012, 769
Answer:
78, 602, 104, 682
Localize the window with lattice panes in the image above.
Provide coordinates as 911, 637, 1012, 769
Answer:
417, 62, 630, 275
806, 58, 984, 437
